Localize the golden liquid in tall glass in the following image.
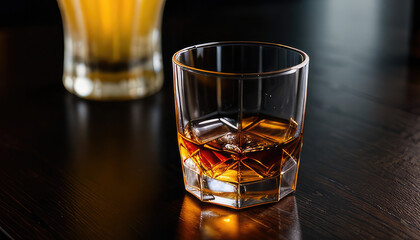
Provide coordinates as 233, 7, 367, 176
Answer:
57, 0, 165, 100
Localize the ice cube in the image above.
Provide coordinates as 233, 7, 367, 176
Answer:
215, 132, 241, 153
190, 117, 236, 144
213, 132, 277, 154
240, 132, 277, 153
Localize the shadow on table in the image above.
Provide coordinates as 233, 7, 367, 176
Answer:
176, 194, 301, 240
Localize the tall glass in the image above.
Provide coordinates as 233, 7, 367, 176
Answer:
57, 0, 165, 100
173, 42, 309, 208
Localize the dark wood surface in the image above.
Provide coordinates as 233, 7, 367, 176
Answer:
1, 0, 420, 239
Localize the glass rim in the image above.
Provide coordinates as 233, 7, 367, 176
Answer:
172, 41, 309, 78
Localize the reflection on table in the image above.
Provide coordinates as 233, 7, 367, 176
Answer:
177, 194, 301, 240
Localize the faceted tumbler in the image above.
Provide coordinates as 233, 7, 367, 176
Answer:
173, 41, 309, 209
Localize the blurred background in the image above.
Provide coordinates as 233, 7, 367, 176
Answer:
0, 0, 418, 86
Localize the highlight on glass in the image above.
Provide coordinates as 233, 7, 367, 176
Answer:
173, 41, 309, 208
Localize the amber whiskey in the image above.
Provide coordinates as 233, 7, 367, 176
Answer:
177, 116, 303, 208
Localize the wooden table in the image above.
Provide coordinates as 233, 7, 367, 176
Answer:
1, 0, 419, 239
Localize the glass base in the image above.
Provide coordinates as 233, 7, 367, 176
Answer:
182, 155, 299, 209
63, 71, 163, 101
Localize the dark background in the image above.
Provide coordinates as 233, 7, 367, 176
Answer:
0, 0, 419, 239
1, 0, 417, 94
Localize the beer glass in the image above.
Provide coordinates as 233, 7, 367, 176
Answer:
173, 42, 309, 208
57, 0, 165, 100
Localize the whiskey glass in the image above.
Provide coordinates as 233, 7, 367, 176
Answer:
173, 41, 309, 209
